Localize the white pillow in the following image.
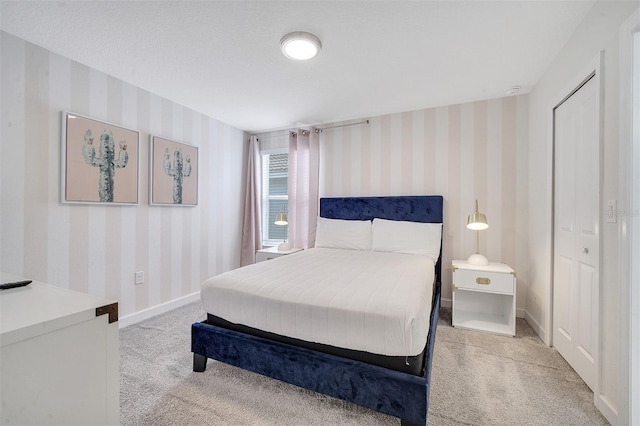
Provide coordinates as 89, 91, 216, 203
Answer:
372, 218, 442, 260
314, 217, 372, 250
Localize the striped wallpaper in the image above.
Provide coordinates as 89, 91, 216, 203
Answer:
318, 97, 529, 307
0, 32, 247, 318
1, 30, 529, 316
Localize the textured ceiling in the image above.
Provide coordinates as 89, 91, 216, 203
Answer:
1, 1, 596, 133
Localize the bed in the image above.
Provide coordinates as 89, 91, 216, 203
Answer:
191, 195, 443, 425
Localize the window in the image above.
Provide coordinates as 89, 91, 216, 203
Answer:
262, 151, 288, 246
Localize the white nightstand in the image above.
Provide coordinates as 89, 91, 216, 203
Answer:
256, 246, 303, 262
451, 260, 516, 336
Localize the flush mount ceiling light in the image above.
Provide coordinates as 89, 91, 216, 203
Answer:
280, 31, 322, 60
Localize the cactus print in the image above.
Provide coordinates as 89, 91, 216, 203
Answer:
163, 147, 192, 204
82, 129, 129, 202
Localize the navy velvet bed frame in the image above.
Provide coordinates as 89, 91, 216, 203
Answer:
191, 195, 443, 425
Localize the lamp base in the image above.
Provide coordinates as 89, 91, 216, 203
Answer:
277, 242, 291, 251
467, 253, 489, 266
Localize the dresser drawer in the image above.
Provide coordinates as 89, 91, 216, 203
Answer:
453, 268, 514, 295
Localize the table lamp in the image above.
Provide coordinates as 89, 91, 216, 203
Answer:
275, 210, 290, 251
467, 199, 489, 266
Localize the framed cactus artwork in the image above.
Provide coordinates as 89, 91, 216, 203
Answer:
149, 136, 199, 206
61, 112, 140, 205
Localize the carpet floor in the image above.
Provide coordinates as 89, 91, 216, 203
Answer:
120, 302, 609, 425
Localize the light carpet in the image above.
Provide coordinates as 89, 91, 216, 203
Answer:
120, 302, 608, 425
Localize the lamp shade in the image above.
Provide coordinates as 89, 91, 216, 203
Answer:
467, 212, 488, 230
466, 200, 488, 231
275, 213, 288, 226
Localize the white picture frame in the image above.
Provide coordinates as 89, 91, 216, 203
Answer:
149, 135, 199, 206
60, 111, 140, 205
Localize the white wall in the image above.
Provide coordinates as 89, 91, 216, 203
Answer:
527, 1, 639, 423
0, 31, 248, 318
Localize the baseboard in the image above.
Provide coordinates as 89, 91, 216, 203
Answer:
119, 291, 201, 328
597, 394, 618, 425
441, 297, 452, 309
524, 309, 546, 343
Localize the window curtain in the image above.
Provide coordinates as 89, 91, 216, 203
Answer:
288, 129, 320, 249
240, 135, 262, 266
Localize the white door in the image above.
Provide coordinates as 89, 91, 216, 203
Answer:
552, 74, 599, 391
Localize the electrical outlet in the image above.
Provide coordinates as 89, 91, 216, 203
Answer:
135, 271, 144, 285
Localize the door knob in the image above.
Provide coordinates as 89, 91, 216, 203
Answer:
582, 247, 589, 254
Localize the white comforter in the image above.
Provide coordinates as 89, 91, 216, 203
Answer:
200, 248, 435, 357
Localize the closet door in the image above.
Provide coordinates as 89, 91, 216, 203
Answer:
552, 74, 599, 391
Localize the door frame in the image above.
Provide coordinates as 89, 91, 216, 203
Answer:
545, 51, 604, 406
619, 9, 640, 426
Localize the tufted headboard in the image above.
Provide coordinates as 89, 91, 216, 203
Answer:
319, 196, 444, 284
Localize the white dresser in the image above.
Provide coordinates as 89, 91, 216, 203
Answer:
451, 260, 516, 336
0, 273, 119, 425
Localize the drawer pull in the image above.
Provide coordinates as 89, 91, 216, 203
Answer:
476, 277, 491, 285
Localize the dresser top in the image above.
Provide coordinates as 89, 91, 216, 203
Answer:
452, 259, 514, 274
1, 272, 116, 346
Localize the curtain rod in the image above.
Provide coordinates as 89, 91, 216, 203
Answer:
252, 129, 308, 139
252, 119, 370, 139
252, 130, 289, 140
315, 119, 370, 133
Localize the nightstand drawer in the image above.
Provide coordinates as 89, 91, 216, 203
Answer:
453, 269, 514, 294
